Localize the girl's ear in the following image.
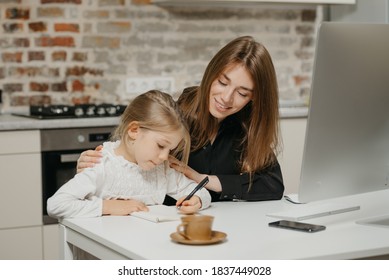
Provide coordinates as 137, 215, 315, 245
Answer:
127, 121, 140, 140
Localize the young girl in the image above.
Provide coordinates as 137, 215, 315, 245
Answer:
47, 90, 211, 219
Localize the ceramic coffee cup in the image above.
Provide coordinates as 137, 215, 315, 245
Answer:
176, 215, 214, 240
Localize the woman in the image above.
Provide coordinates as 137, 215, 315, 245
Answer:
77, 36, 284, 202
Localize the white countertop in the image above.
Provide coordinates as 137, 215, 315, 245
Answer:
60, 189, 389, 260
0, 107, 308, 131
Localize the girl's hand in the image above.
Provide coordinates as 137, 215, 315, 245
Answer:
77, 145, 103, 173
168, 155, 223, 192
176, 195, 202, 214
102, 199, 149, 216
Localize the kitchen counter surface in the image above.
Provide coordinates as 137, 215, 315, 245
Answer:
0, 114, 120, 131
0, 107, 308, 131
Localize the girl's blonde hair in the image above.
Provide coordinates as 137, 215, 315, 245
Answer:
178, 36, 280, 173
112, 90, 191, 164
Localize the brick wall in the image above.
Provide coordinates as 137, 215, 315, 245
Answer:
0, 0, 322, 112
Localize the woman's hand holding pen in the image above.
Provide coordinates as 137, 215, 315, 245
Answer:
168, 156, 222, 192
176, 195, 202, 214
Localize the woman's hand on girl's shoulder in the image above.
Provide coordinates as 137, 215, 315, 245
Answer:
77, 145, 103, 173
168, 155, 202, 182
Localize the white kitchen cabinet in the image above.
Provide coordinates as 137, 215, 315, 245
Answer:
0, 130, 43, 259
0, 130, 41, 228
43, 224, 60, 260
278, 118, 307, 195
0, 153, 42, 228
0, 130, 40, 154
0, 227, 43, 260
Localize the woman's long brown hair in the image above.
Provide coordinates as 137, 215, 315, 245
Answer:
178, 36, 281, 174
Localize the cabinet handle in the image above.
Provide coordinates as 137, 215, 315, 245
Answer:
60, 154, 80, 163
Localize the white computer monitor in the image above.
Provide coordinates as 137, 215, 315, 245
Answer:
298, 22, 389, 203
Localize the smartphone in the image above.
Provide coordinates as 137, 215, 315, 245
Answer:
268, 220, 326, 233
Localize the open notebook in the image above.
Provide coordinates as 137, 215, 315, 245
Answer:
131, 205, 182, 223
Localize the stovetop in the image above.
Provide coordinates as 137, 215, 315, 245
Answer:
13, 104, 127, 119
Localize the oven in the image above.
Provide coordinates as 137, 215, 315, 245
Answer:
41, 126, 115, 224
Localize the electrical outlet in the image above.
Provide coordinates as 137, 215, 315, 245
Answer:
125, 77, 175, 96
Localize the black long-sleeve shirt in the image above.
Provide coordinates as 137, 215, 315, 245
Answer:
163, 87, 284, 205
188, 114, 284, 202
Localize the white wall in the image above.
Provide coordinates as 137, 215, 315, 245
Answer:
278, 118, 307, 195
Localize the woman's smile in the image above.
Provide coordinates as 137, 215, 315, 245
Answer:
214, 98, 231, 111
209, 63, 254, 121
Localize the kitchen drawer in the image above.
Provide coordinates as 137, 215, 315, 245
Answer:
0, 153, 42, 228
43, 224, 60, 260
0, 226, 43, 260
0, 130, 40, 154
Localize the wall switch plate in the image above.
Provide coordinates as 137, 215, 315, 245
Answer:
125, 77, 175, 96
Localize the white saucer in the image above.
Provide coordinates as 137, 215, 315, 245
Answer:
170, 231, 227, 245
